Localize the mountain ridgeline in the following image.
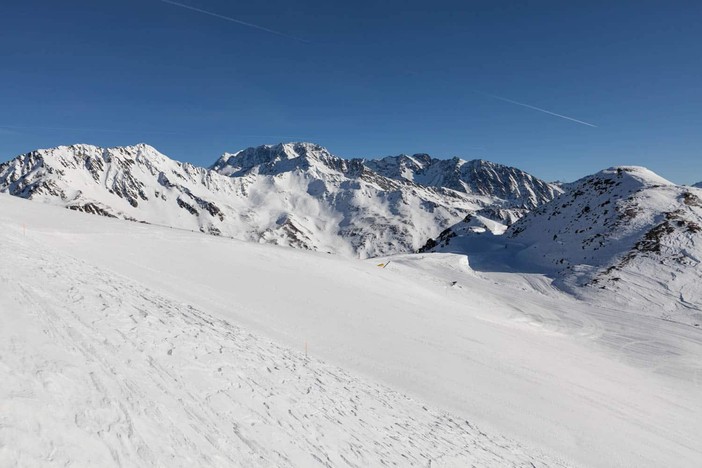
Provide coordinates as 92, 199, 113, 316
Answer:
2, 142, 700, 320
365, 154, 560, 210
0, 142, 561, 258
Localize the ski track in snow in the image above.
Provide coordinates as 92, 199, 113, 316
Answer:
2, 194, 702, 467
0, 226, 564, 467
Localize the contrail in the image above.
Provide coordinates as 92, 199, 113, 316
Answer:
159, 0, 309, 43
477, 92, 597, 128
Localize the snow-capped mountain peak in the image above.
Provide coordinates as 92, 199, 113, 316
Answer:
419, 164, 702, 323
211, 142, 352, 177
596, 165, 673, 187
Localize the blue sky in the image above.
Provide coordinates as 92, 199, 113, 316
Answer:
1, 0, 701, 183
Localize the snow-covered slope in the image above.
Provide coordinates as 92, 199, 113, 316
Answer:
0, 195, 565, 467
0, 142, 559, 258
422, 166, 702, 324
2, 194, 701, 467
366, 154, 562, 212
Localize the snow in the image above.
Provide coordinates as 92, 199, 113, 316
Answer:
3, 142, 548, 258
366, 155, 563, 209
2, 194, 701, 467
0, 142, 567, 258
425, 166, 702, 326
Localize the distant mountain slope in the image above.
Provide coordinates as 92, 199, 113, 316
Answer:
0, 143, 245, 233
420, 166, 702, 323
366, 154, 562, 210
693, 181, 702, 188
0, 142, 559, 257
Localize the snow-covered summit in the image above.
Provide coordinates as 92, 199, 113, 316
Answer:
211, 142, 353, 177
508, 165, 702, 320
506, 165, 680, 252
596, 165, 673, 186
420, 165, 702, 323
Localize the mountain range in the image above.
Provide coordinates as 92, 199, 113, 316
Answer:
0, 142, 561, 258
2, 141, 701, 320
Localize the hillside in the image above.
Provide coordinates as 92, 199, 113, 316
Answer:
419, 166, 702, 324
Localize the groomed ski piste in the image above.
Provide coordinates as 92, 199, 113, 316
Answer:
1, 194, 701, 467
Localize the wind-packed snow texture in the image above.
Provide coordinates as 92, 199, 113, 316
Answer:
1, 194, 700, 467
